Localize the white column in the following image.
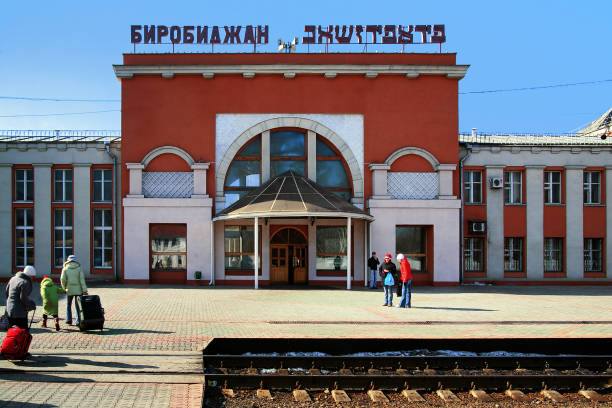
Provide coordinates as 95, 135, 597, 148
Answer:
307, 130, 316, 181
34, 164, 52, 274
126, 163, 144, 197
565, 166, 584, 279
364, 220, 368, 287
606, 167, 612, 279
261, 131, 270, 183
308, 221, 317, 282
368, 164, 391, 199
73, 164, 91, 275
346, 216, 352, 290
191, 163, 210, 198
437, 163, 457, 199
210, 220, 215, 285
254, 216, 259, 289
485, 165, 505, 280
0, 164, 12, 276
526, 165, 545, 279
261, 221, 270, 283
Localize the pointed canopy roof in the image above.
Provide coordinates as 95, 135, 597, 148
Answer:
577, 108, 612, 136
214, 171, 373, 221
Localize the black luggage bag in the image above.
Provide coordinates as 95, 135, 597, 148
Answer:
76, 295, 105, 332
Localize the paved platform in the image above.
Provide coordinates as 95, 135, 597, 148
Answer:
0, 283, 610, 406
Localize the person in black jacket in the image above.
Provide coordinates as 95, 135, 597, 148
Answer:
378, 254, 397, 307
367, 252, 380, 289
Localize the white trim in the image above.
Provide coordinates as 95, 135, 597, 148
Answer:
213, 211, 373, 222
385, 146, 439, 168
114, 64, 469, 79
141, 146, 195, 168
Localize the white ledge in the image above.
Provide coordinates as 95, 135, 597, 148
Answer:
113, 64, 470, 79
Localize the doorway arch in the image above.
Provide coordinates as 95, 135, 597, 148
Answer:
270, 227, 308, 285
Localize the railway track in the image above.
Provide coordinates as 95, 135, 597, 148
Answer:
203, 338, 612, 405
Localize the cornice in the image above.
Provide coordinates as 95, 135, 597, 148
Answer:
113, 64, 469, 80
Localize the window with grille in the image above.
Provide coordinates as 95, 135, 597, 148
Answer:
93, 209, 112, 268
504, 237, 523, 272
54, 169, 73, 202
14, 169, 33, 201
544, 171, 562, 204
464, 170, 482, 204
93, 169, 112, 202
14, 208, 34, 268
53, 209, 73, 268
464, 238, 484, 272
504, 171, 522, 204
544, 238, 563, 273
583, 171, 601, 204
584, 238, 603, 272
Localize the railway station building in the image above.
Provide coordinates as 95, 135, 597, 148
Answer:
0, 53, 611, 287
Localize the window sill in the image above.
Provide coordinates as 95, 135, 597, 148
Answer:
12, 201, 34, 204
504, 203, 525, 206
584, 203, 604, 207
464, 203, 486, 206
544, 203, 565, 207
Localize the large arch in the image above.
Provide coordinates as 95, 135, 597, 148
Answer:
384, 146, 440, 170
215, 117, 363, 200
141, 145, 195, 169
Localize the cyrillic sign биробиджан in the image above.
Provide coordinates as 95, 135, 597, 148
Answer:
130, 24, 445, 45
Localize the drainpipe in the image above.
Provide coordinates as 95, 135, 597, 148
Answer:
104, 142, 118, 282
459, 142, 473, 285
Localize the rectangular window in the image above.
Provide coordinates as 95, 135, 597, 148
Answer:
14, 169, 34, 201
504, 237, 523, 272
544, 238, 563, 273
316, 226, 347, 270
544, 171, 561, 204
464, 170, 482, 204
396, 226, 427, 273
504, 171, 522, 204
14, 208, 34, 268
93, 169, 112, 202
151, 224, 186, 271
464, 238, 484, 272
54, 169, 73, 202
583, 171, 601, 204
224, 226, 257, 270
93, 209, 112, 268
53, 209, 73, 268
584, 238, 603, 273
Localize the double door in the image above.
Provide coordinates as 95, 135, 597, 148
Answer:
270, 245, 307, 284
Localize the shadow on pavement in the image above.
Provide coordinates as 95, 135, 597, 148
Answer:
0, 371, 95, 383
7, 355, 158, 370
411, 306, 497, 312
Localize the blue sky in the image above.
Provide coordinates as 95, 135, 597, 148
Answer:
1, 1, 610, 133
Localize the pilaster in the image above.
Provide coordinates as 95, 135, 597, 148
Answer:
126, 163, 144, 197
73, 164, 91, 275
526, 165, 546, 279
485, 165, 504, 279
565, 166, 584, 279
437, 163, 456, 199
0, 164, 12, 275
34, 164, 52, 275
191, 163, 210, 198
368, 164, 391, 199
607, 167, 612, 279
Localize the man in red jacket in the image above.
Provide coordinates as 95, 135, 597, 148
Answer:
397, 254, 412, 308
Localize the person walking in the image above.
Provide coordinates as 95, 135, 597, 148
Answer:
5, 265, 37, 329
60, 255, 88, 326
367, 252, 380, 289
378, 254, 397, 307
396, 254, 413, 308
40, 275, 66, 331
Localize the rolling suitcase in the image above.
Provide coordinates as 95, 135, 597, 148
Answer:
76, 295, 105, 332
1, 310, 35, 360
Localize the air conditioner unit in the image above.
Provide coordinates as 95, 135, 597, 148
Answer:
469, 221, 486, 233
489, 177, 504, 189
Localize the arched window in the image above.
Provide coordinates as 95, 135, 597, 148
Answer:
270, 130, 306, 177
224, 136, 261, 206
316, 136, 351, 201
224, 130, 352, 205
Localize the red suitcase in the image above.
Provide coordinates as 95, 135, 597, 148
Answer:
1, 311, 34, 360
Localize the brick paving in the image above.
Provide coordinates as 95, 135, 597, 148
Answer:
0, 283, 610, 406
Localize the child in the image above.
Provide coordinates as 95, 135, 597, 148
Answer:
40, 275, 65, 331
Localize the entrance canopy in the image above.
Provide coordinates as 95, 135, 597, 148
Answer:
213, 171, 373, 221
